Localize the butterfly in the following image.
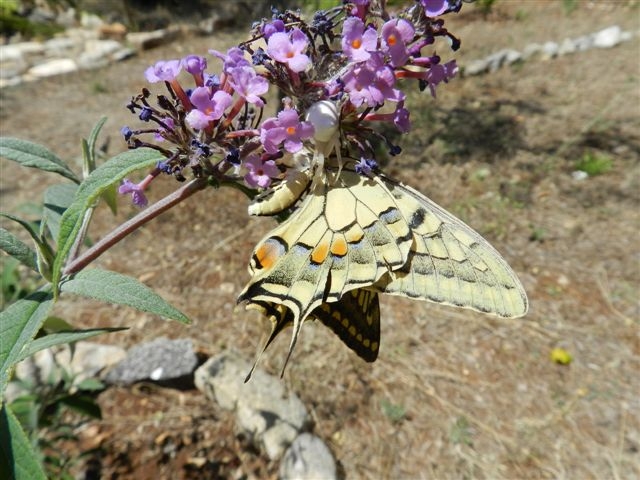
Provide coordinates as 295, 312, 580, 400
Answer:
238, 151, 528, 377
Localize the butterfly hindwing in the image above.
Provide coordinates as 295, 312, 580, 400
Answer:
246, 288, 380, 377
371, 175, 529, 317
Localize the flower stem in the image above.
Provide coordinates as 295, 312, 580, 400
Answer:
63, 177, 209, 276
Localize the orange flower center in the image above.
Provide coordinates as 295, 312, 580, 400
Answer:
286, 126, 296, 135
387, 34, 397, 46
351, 39, 362, 49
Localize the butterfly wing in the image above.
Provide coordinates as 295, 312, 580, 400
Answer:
238, 170, 413, 364
371, 174, 529, 318
246, 288, 380, 378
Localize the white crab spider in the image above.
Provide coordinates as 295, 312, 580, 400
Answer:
305, 100, 343, 181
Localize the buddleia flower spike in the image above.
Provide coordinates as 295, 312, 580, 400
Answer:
120, 0, 527, 378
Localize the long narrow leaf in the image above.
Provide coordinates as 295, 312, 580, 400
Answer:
0, 404, 47, 480
0, 137, 79, 184
60, 268, 190, 324
1, 213, 54, 280
87, 117, 108, 166
16, 327, 128, 363
0, 288, 54, 397
52, 148, 163, 291
0, 228, 37, 271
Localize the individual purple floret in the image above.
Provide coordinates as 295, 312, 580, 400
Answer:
260, 109, 315, 154
243, 155, 281, 188
118, 179, 148, 207
341, 17, 378, 63
267, 28, 311, 73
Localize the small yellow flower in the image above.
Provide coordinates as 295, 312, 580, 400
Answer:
550, 347, 572, 365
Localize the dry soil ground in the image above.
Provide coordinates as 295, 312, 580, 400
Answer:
1, 1, 639, 479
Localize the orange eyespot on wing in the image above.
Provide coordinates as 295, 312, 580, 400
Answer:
253, 237, 287, 271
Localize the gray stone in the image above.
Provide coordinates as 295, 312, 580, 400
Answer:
58, 342, 126, 382
571, 170, 589, 181
279, 433, 338, 480
80, 11, 105, 29
521, 43, 542, 60
1, 42, 45, 57
104, 337, 199, 386
541, 41, 559, 60
7, 341, 126, 400
558, 38, 577, 56
592, 25, 622, 49
0, 76, 23, 88
28, 58, 77, 77
503, 49, 522, 66
127, 27, 181, 50
0, 48, 28, 78
463, 58, 489, 76
112, 47, 136, 62
572, 35, 593, 52
44, 37, 78, 55
195, 352, 311, 460
78, 39, 124, 69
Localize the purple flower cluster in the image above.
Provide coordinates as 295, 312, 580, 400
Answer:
120, 0, 463, 205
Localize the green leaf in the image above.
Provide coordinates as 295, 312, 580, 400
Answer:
87, 117, 107, 167
1, 213, 55, 281
41, 316, 74, 333
75, 378, 105, 392
52, 148, 162, 291
60, 268, 190, 324
0, 137, 79, 184
101, 183, 118, 216
42, 183, 78, 242
0, 288, 54, 397
0, 228, 37, 271
15, 327, 128, 363
0, 404, 47, 480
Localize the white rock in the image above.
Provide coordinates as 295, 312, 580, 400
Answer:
571, 170, 589, 181
463, 58, 489, 76
112, 47, 136, 62
78, 39, 124, 69
44, 37, 78, 55
0, 76, 23, 88
56, 8, 77, 28
558, 38, 577, 56
503, 49, 522, 65
572, 35, 593, 51
127, 27, 181, 50
84, 39, 123, 57
195, 352, 311, 460
541, 41, 559, 60
521, 43, 542, 60
80, 11, 104, 29
56, 341, 127, 382
28, 58, 78, 77
0, 48, 28, 78
1, 42, 45, 57
592, 25, 622, 49
279, 433, 337, 480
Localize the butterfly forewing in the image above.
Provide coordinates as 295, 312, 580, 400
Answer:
239, 171, 413, 328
